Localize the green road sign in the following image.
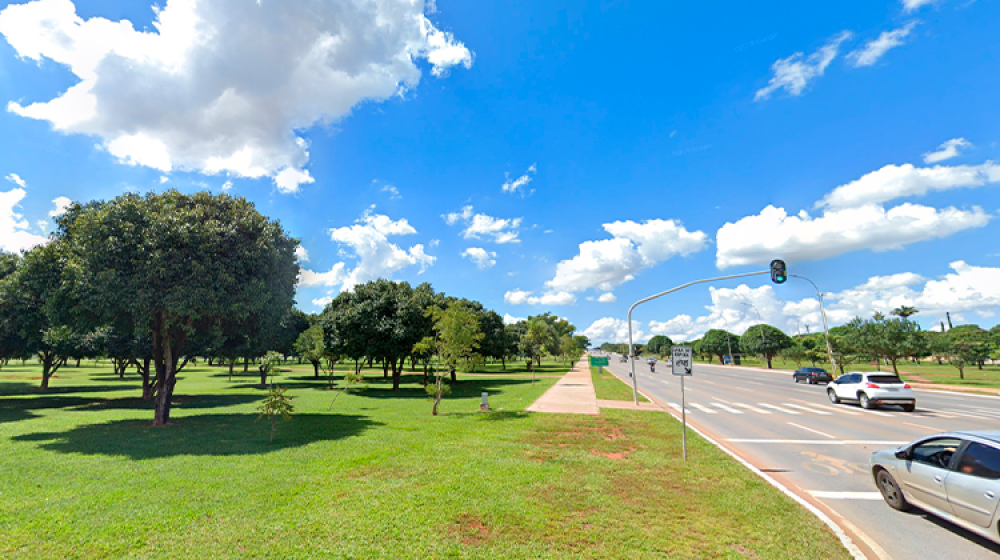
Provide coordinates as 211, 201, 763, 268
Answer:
589, 356, 609, 366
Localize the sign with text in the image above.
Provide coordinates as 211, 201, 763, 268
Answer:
589, 356, 609, 367
671, 346, 693, 376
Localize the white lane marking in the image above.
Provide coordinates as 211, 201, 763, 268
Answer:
667, 402, 692, 414
815, 403, 861, 415
788, 422, 836, 439
690, 403, 718, 414
808, 491, 883, 501
727, 439, 907, 445
903, 421, 935, 430
731, 402, 772, 414
758, 402, 800, 414
710, 402, 744, 414
972, 409, 1000, 418
859, 409, 893, 417
784, 403, 832, 416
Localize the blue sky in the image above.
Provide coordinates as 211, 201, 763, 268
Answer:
2, 0, 999, 344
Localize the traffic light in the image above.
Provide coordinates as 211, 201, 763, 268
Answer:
770, 259, 787, 284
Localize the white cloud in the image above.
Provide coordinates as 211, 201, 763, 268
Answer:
503, 313, 526, 325
819, 161, 999, 210
902, 0, 939, 12
159, 175, 169, 184
923, 138, 973, 164
597, 292, 617, 303
312, 296, 333, 308
504, 289, 576, 306
294, 246, 309, 262
461, 247, 496, 269
330, 209, 435, 291
502, 163, 536, 195
1, 187, 49, 253
36, 219, 49, 232
49, 196, 72, 217
381, 184, 401, 199
221, 180, 233, 191
848, 22, 917, 67
442, 205, 522, 243
5, 173, 26, 188
546, 219, 708, 293
717, 203, 990, 268
755, 31, 852, 100
297, 263, 346, 288
0, 0, 472, 192
582, 317, 643, 344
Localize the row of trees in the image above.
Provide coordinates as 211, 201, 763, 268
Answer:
0, 191, 590, 424
598, 310, 1000, 378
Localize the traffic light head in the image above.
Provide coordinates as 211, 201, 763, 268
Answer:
770, 259, 787, 284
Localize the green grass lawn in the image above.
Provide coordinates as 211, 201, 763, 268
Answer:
590, 366, 649, 403
1, 360, 849, 559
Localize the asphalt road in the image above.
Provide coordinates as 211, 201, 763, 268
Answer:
602, 354, 1000, 560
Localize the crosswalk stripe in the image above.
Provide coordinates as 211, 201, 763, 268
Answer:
710, 402, 744, 414
814, 403, 861, 415
690, 403, 717, 414
732, 402, 771, 414
859, 409, 893, 417
667, 402, 692, 414
784, 403, 832, 415
758, 402, 800, 414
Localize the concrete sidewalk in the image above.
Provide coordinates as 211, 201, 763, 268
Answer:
525, 358, 665, 415
525, 357, 599, 415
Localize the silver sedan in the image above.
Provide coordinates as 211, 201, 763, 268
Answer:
871, 431, 1000, 545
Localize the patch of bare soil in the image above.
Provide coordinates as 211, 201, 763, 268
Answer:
591, 446, 635, 460
450, 513, 492, 546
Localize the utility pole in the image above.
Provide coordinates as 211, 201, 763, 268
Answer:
789, 274, 837, 376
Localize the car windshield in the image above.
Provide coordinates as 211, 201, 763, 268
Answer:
804, 368, 827, 373
868, 375, 904, 384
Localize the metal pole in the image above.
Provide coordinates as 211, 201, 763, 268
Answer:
681, 375, 687, 460
627, 269, 770, 404
789, 274, 838, 376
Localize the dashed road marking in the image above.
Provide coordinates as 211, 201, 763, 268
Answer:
710, 402, 744, 414
808, 491, 883, 500
690, 403, 717, 414
788, 422, 836, 439
727, 439, 907, 445
785, 403, 832, 415
758, 402, 801, 414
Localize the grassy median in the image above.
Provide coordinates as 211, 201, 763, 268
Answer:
2, 360, 848, 559
590, 365, 650, 403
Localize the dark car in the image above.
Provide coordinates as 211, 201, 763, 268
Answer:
793, 367, 833, 384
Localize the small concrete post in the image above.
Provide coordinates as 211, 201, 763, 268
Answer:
480, 392, 489, 411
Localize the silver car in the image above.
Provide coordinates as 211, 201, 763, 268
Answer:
871, 431, 1000, 545
826, 371, 916, 412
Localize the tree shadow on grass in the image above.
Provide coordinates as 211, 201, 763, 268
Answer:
11, 413, 379, 458
0, 383, 140, 396
0, 393, 265, 420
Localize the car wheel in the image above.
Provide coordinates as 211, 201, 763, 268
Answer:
901, 404, 915, 412
794, 377, 801, 383
827, 390, 840, 404
876, 469, 911, 512
860, 393, 874, 409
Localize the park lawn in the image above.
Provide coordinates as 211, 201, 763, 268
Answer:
2, 361, 848, 559
590, 366, 649, 403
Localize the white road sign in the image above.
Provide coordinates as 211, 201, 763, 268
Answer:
671, 346, 693, 376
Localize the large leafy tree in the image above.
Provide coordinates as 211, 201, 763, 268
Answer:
739, 324, 793, 369
645, 335, 673, 357
57, 191, 298, 425
294, 325, 327, 378
844, 315, 924, 374
946, 325, 993, 372
698, 330, 738, 364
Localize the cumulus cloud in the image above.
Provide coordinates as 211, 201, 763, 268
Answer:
160, 175, 169, 184
755, 31, 852, 100
297, 263, 347, 288
717, 203, 989, 268
818, 161, 998, 209
504, 289, 576, 306
5, 173, 26, 188
381, 184, 401, 199
503, 313, 526, 325
294, 246, 309, 262
442, 205, 522, 243
1, 187, 49, 253
0, 0, 473, 192
582, 317, 643, 344
312, 296, 333, 308
597, 292, 617, 303
546, 219, 708, 293
221, 180, 233, 191
502, 164, 536, 195
461, 247, 496, 269
923, 138, 973, 164
48, 196, 72, 217
848, 22, 917, 67
636, 261, 1000, 343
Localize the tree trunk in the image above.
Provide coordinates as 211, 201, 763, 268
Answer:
139, 358, 154, 401
891, 358, 898, 375
75, 358, 81, 368
450, 366, 457, 383
432, 377, 443, 416
313, 361, 320, 378
228, 360, 234, 381
392, 357, 401, 391
383, 360, 389, 379
765, 354, 773, 369
40, 354, 53, 390
152, 315, 187, 426
959, 365, 965, 380
501, 357, 506, 370
259, 366, 268, 387
243, 357, 249, 373
423, 363, 429, 387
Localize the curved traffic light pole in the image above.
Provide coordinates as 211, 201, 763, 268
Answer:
789, 274, 838, 377
627, 270, 770, 405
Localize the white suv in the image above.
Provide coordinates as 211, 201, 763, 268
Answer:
827, 372, 916, 412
